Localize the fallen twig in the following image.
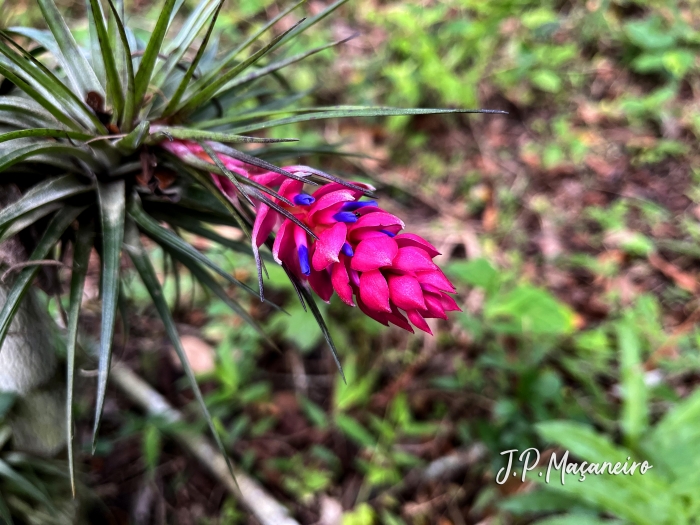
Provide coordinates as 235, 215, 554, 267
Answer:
110, 365, 301, 525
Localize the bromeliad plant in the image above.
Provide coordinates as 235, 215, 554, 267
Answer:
0, 0, 502, 494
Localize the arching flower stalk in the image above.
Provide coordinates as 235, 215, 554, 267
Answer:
162, 139, 461, 335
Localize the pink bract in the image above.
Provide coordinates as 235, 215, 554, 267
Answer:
162, 139, 460, 334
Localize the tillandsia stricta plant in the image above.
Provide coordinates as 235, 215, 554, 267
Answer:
0, 0, 505, 503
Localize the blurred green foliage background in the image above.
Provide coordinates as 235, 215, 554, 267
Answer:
3, 0, 700, 523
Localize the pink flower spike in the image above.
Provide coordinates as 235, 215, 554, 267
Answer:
392, 246, 438, 273
422, 292, 448, 320
407, 310, 433, 335
416, 269, 456, 293
351, 236, 399, 272
394, 233, 441, 258
387, 274, 427, 311
252, 202, 278, 248
312, 222, 347, 271
331, 258, 355, 306
359, 270, 392, 313
309, 266, 334, 302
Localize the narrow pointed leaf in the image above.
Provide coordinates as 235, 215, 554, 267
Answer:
37, 0, 103, 96
0, 202, 61, 244
149, 126, 298, 144
133, 0, 178, 107
272, 0, 350, 51
113, 120, 150, 154
0, 459, 55, 509
162, 0, 223, 116
93, 179, 126, 450
229, 107, 508, 135
297, 278, 345, 382
87, 0, 123, 120
0, 128, 92, 145
0, 62, 80, 130
0, 493, 12, 525
0, 174, 92, 230
0, 206, 83, 351
178, 19, 306, 116
201, 0, 306, 85
105, 0, 135, 129
85, 0, 106, 86
122, 220, 238, 485
218, 34, 358, 94
0, 142, 97, 173
200, 141, 255, 207
127, 199, 260, 299
66, 223, 94, 497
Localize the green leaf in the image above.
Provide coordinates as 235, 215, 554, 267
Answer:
93, 179, 126, 450
113, 120, 150, 154
169, 249, 277, 347
446, 258, 498, 294
150, 126, 298, 144
199, 140, 255, 207
161, 0, 224, 116
0, 206, 83, 351
485, 285, 575, 336
0, 34, 107, 132
87, 0, 123, 120
273, 0, 349, 50
104, 0, 135, 129
178, 18, 306, 116
0, 492, 12, 525
296, 281, 345, 382
617, 322, 648, 447
65, 223, 94, 497
0, 60, 80, 131
133, 0, 178, 108
223, 107, 507, 135
0, 96, 56, 127
127, 199, 260, 299
36, 0, 102, 97
151, 0, 221, 94
204, 0, 306, 81
335, 414, 375, 447
0, 459, 55, 509
0, 128, 92, 145
0, 203, 61, 244
122, 220, 238, 486
216, 34, 357, 95
0, 174, 92, 231
0, 142, 97, 173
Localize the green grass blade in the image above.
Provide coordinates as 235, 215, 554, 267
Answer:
0, 174, 92, 230
133, 0, 178, 108
0, 142, 97, 173
177, 19, 306, 116
150, 126, 298, 144
65, 223, 94, 497
92, 179, 126, 451
0, 206, 83, 351
36, 0, 103, 97
87, 0, 123, 121
122, 220, 238, 486
227, 107, 508, 135
161, 0, 223, 116
104, 0, 135, 130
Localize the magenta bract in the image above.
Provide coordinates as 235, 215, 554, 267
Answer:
163, 140, 460, 334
